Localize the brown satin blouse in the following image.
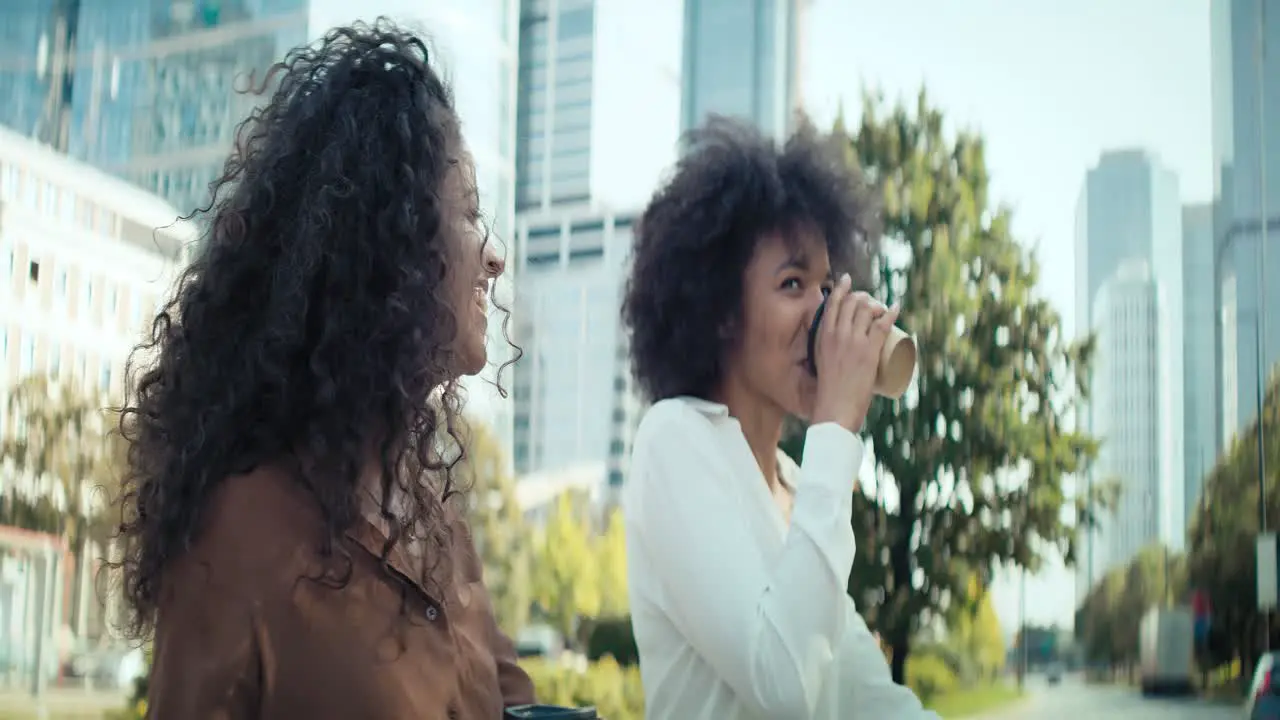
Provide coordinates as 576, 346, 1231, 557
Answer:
146, 464, 535, 719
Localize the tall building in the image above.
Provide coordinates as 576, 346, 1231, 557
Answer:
514, 0, 681, 212
0, 124, 193, 643
510, 0, 680, 487
0, 0, 309, 215
1211, 0, 1279, 446
0, 124, 191, 402
1074, 150, 1184, 587
1090, 262, 1177, 574
511, 207, 643, 492
1182, 203, 1216, 529
680, 0, 804, 141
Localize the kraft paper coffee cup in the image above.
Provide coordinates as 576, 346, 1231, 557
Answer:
806, 298, 918, 399
875, 326, 916, 399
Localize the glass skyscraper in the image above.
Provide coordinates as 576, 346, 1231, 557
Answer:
679, 0, 804, 141
1210, 0, 1279, 444
0, 0, 308, 215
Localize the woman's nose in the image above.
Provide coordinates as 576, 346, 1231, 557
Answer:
483, 244, 506, 279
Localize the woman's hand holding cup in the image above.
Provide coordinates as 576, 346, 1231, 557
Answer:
810, 273, 900, 434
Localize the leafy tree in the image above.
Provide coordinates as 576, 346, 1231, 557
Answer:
945, 574, 1005, 680
1077, 567, 1125, 667
532, 491, 601, 645
790, 91, 1105, 684
1185, 372, 1280, 675
459, 419, 533, 636
1075, 543, 1188, 671
0, 374, 123, 636
596, 506, 629, 617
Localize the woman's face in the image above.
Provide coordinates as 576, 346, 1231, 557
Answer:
443, 150, 504, 377
727, 229, 832, 419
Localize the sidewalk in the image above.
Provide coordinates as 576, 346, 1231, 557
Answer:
0, 687, 128, 719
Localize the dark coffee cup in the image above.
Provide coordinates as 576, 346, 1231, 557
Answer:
503, 704, 598, 720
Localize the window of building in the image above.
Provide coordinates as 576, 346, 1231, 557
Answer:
28, 260, 39, 283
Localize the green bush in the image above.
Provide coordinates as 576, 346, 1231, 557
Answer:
585, 616, 639, 667
906, 651, 960, 703
520, 656, 645, 720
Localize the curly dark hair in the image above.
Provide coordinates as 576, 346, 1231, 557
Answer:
109, 20, 511, 641
621, 116, 880, 403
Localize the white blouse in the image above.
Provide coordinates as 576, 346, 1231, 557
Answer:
622, 396, 938, 720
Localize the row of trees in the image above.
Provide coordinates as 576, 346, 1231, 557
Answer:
1186, 373, 1279, 674
1075, 543, 1186, 670
1074, 372, 1277, 680
457, 420, 629, 645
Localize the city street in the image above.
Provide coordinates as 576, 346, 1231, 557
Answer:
972, 676, 1244, 720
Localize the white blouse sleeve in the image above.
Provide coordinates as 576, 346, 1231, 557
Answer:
626, 401, 863, 718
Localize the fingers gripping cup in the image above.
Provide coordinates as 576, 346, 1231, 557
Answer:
805, 289, 917, 399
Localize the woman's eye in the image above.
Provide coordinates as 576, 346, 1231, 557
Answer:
781, 278, 802, 290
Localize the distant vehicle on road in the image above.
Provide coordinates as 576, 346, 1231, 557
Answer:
1046, 661, 1064, 685
1138, 606, 1194, 697
1245, 652, 1280, 719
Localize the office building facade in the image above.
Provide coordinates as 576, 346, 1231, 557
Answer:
1210, 0, 1279, 446
0, 124, 193, 644
1074, 150, 1184, 589
511, 207, 642, 492
1090, 262, 1178, 575
514, 0, 681, 212
0, 0, 309, 215
511, 0, 680, 487
680, 0, 804, 141
1182, 203, 1217, 528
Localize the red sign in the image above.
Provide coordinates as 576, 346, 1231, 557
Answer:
1191, 589, 1211, 617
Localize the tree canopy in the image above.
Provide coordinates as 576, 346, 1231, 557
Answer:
1184, 372, 1279, 672
785, 90, 1105, 683
459, 419, 533, 636
0, 374, 121, 542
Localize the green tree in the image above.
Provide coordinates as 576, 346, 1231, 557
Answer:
0, 374, 122, 636
596, 506, 629, 617
1077, 567, 1125, 667
459, 420, 533, 636
532, 491, 601, 645
945, 575, 1005, 680
1185, 372, 1279, 675
791, 91, 1105, 684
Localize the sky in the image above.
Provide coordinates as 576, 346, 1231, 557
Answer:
304, 0, 1216, 636
800, 0, 1213, 633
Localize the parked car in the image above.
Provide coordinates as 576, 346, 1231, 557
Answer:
63, 646, 146, 690
1246, 652, 1280, 720
1046, 661, 1064, 685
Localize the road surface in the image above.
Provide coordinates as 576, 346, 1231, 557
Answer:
971, 675, 1243, 720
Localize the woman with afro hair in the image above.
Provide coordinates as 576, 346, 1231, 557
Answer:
620, 116, 936, 719
110, 20, 538, 719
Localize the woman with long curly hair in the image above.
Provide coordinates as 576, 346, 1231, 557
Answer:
111, 21, 537, 719
620, 117, 935, 719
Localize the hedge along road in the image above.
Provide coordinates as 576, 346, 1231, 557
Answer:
960, 676, 1241, 720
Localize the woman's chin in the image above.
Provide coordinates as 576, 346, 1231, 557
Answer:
459, 348, 487, 377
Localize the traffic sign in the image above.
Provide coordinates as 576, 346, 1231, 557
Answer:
1258, 533, 1277, 610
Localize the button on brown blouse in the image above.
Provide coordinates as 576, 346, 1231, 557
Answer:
146, 464, 536, 719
